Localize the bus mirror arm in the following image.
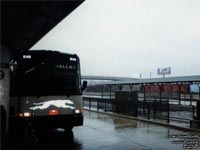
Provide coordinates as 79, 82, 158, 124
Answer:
81, 81, 88, 91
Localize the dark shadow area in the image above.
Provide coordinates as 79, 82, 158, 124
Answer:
2, 127, 81, 150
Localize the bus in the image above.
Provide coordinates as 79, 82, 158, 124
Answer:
9, 50, 87, 140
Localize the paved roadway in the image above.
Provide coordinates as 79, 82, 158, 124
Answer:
73, 110, 199, 150
3, 110, 200, 150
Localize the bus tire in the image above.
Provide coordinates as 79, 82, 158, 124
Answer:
64, 128, 74, 148
0, 105, 6, 137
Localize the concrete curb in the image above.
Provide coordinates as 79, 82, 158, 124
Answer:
84, 108, 200, 132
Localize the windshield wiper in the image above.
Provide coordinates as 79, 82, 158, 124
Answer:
25, 67, 36, 74
25, 62, 45, 74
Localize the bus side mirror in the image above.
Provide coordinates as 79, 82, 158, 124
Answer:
82, 81, 87, 91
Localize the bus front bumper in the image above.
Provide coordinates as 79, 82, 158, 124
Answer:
10, 113, 83, 130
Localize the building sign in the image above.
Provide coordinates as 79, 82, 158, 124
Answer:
157, 67, 171, 75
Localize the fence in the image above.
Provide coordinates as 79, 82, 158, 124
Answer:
83, 94, 197, 128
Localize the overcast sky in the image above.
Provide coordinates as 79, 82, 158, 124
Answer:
31, 0, 200, 78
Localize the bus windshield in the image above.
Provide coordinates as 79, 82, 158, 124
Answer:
11, 51, 81, 96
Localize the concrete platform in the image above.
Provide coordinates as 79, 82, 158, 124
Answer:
73, 110, 200, 150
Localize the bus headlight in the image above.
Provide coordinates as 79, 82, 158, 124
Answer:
75, 109, 83, 114
24, 112, 31, 117
18, 112, 31, 117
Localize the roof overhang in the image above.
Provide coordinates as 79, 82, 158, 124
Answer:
98, 75, 200, 85
1, 0, 84, 53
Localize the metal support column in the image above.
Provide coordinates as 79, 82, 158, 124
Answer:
101, 85, 106, 112
198, 83, 200, 100
89, 99, 91, 109
189, 82, 193, 106
117, 84, 122, 91
177, 83, 182, 105
108, 85, 113, 112
170, 84, 173, 99
149, 84, 152, 99
129, 84, 133, 91
158, 83, 163, 103
190, 92, 193, 106
147, 103, 150, 120
192, 105, 195, 119
143, 84, 146, 114
143, 84, 146, 102
167, 99, 170, 123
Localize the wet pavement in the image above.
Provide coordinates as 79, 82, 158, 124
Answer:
73, 110, 200, 150
2, 110, 200, 150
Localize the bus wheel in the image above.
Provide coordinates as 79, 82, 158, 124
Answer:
63, 128, 74, 148
24, 121, 39, 148
0, 105, 6, 137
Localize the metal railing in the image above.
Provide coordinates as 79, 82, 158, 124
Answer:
83, 95, 197, 127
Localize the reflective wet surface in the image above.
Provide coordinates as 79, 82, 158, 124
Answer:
3, 110, 200, 150
73, 110, 200, 150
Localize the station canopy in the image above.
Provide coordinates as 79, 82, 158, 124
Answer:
1, 0, 84, 52
98, 75, 200, 85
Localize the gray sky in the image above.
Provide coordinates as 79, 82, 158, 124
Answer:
31, 0, 200, 78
